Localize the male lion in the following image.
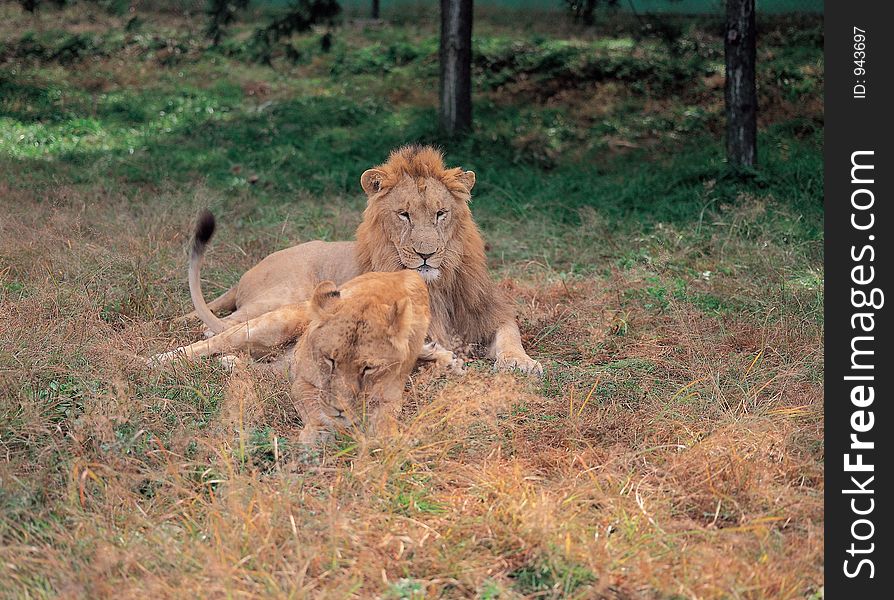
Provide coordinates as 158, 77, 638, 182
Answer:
188, 145, 542, 375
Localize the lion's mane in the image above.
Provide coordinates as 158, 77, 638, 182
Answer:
355, 145, 515, 349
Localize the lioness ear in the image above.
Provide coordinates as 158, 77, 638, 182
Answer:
360, 169, 387, 196
310, 281, 340, 320
385, 298, 413, 350
457, 170, 476, 193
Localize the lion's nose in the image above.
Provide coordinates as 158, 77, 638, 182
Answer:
416, 251, 434, 261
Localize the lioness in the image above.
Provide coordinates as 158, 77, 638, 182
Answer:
191, 145, 543, 375
291, 270, 451, 444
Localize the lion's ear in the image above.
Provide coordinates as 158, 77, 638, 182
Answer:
360, 169, 387, 196
385, 298, 413, 346
457, 170, 476, 193
310, 281, 340, 320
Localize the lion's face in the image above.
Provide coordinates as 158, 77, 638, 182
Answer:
292, 279, 420, 436
361, 169, 476, 284
301, 314, 406, 427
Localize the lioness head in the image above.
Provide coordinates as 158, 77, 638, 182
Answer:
357, 145, 476, 284
290, 272, 428, 444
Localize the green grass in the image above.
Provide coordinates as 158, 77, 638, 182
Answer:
1, 68, 822, 287
0, 16, 823, 240
510, 556, 597, 596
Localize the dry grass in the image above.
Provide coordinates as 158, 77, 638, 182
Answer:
0, 181, 823, 599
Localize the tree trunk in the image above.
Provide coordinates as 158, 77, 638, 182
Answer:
439, 0, 473, 136
724, 0, 757, 168
371, 0, 380, 19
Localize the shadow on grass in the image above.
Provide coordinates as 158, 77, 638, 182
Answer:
2, 75, 822, 240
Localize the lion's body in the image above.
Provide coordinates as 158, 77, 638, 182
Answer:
199, 240, 361, 329
196, 145, 542, 375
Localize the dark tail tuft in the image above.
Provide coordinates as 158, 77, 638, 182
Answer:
192, 209, 216, 258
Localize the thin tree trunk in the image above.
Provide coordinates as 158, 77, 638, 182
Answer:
725, 0, 757, 168
439, 0, 473, 136
371, 0, 380, 19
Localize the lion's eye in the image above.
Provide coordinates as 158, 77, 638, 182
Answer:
398, 211, 410, 222
361, 365, 376, 377
323, 356, 335, 370
436, 210, 447, 222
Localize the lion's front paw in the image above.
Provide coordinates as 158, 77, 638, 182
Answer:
448, 355, 467, 375
146, 351, 177, 369
495, 353, 544, 377
297, 425, 331, 447
217, 354, 242, 371
421, 341, 466, 375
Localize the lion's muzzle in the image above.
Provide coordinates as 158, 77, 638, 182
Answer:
416, 265, 441, 282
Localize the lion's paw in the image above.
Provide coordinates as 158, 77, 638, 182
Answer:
146, 351, 177, 369
297, 425, 332, 448
218, 354, 242, 371
495, 353, 544, 377
448, 355, 467, 375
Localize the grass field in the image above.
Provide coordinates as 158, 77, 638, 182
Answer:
0, 3, 824, 598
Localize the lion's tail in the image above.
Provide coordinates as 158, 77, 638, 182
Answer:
188, 210, 229, 335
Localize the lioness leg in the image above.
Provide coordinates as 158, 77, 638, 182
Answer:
489, 321, 543, 376
148, 303, 312, 367
298, 421, 332, 446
